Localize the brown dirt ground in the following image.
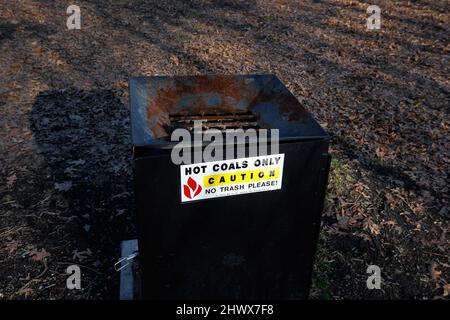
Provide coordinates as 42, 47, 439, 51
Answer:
0, 0, 448, 299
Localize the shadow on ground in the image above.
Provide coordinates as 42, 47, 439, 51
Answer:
28, 88, 135, 298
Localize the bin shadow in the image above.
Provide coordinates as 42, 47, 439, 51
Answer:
29, 88, 135, 298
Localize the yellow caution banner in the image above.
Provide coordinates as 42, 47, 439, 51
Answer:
204, 168, 280, 187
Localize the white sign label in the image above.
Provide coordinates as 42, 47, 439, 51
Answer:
180, 154, 285, 202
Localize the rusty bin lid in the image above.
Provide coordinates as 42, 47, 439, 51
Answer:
130, 74, 328, 147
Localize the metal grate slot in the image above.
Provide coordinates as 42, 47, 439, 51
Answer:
169, 110, 259, 132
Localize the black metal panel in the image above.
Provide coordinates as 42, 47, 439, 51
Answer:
134, 140, 330, 299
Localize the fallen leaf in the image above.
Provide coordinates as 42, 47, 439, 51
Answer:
382, 220, 397, 226
30, 248, 51, 262
431, 262, 441, 282
6, 240, 20, 253
54, 181, 72, 191
170, 55, 180, 66
68, 159, 86, 166
6, 174, 17, 188
17, 288, 34, 298
443, 283, 450, 297
72, 248, 92, 262
364, 219, 381, 235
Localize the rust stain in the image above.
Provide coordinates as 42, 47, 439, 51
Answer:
146, 75, 308, 138
146, 75, 259, 138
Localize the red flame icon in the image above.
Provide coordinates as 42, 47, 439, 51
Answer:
183, 177, 202, 199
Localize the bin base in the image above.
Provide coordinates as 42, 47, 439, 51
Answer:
119, 239, 142, 300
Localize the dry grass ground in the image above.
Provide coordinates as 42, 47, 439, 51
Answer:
0, 0, 448, 299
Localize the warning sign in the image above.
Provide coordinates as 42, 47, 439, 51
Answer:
180, 154, 285, 202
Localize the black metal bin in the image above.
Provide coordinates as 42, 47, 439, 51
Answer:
130, 75, 330, 299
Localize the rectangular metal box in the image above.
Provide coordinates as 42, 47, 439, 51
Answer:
130, 75, 330, 299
